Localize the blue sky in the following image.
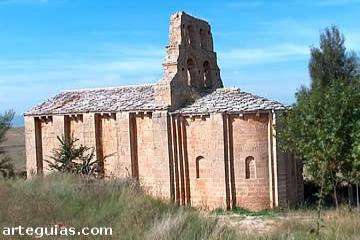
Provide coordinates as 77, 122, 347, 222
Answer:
1, 0, 360, 116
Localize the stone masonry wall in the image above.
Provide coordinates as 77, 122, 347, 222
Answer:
40, 118, 55, 174
25, 111, 302, 210
98, 114, 118, 177
231, 113, 270, 210
69, 116, 84, 145
43, 115, 65, 173
25, 116, 37, 176
180, 113, 227, 209
115, 112, 132, 178
151, 111, 172, 199
134, 112, 171, 199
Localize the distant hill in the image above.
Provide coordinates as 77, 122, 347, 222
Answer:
0, 127, 25, 171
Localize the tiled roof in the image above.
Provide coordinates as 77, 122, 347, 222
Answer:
25, 85, 287, 116
25, 84, 169, 116
173, 88, 287, 114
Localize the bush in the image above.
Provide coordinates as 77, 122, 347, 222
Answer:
45, 135, 101, 177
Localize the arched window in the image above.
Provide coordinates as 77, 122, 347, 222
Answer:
187, 25, 196, 47
203, 61, 212, 89
196, 156, 204, 179
245, 156, 256, 179
199, 29, 208, 49
187, 58, 196, 86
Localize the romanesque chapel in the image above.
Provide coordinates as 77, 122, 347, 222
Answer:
25, 12, 303, 210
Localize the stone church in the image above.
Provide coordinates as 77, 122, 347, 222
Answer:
25, 12, 303, 210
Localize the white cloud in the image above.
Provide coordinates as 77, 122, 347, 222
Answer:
221, 67, 310, 105
0, 41, 312, 113
218, 43, 309, 65
98, 44, 164, 58
1, 61, 145, 83
0, 45, 165, 113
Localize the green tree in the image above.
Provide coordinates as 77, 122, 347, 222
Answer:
309, 25, 360, 89
277, 26, 360, 238
0, 110, 14, 145
350, 113, 360, 212
308, 26, 360, 208
278, 82, 358, 238
280, 82, 354, 192
46, 135, 102, 177
0, 110, 15, 178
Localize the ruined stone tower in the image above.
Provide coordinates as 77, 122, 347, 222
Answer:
155, 12, 223, 109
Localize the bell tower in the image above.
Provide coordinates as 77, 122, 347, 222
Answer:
155, 12, 223, 109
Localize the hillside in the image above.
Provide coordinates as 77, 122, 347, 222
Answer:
0, 127, 26, 171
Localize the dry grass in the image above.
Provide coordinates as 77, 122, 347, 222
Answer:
0, 174, 237, 240
144, 210, 235, 240
215, 207, 360, 240
0, 174, 359, 239
267, 207, 360, 240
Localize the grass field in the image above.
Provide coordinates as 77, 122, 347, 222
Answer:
0, 174, 359, 240
0, 174, 237, 240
